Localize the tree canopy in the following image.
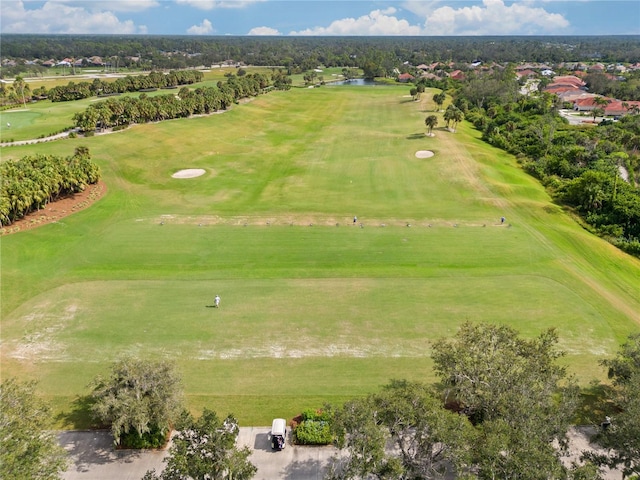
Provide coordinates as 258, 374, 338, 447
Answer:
0, 378, 68, 480
432, 323, 579, 479
143, 409, 256, 480
327, 380, 475, 479
90, 357, 183, 447
585, 333, 640, 478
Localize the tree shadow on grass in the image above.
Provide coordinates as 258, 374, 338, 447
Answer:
406, 132, 427, 140
55, 394, 96, 430
574, 381, 620, 426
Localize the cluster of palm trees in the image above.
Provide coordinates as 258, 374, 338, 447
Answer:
424, 92, 464, 136
47, 70, 204, 103
0, 147, 100, 227
443, 104, 465, 132
72, 73, 273, 132
424, 104, 464, 136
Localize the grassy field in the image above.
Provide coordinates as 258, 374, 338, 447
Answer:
1, 84, 639, 427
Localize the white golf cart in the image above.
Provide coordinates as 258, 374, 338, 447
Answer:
270, 418, 287, 450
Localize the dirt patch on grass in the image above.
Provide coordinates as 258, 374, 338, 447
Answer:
0, 181, 107, 236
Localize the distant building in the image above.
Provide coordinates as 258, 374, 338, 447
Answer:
397, 73, 415, 82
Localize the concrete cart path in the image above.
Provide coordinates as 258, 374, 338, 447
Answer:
58, 426, 621, 480
59, 427, 343, 480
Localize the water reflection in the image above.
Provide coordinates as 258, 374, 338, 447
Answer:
327, 78, 378, 86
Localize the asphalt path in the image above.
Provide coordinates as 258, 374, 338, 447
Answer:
58, 427, 343, 480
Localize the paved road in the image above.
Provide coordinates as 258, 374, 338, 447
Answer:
59, 428, 342, 480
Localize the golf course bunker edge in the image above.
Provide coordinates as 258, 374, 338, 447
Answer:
415, 150, 435, 159
172, 168, 206, 179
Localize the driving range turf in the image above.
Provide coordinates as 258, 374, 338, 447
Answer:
1, 83, 639, 427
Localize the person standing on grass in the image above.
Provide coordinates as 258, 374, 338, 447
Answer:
214, 295, 220, 308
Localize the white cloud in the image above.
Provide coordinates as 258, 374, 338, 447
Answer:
289, 8, 423, 36
187, 18, 214, 34
0, 0, 147, 34
422, 0, 570, 35
247, 26, 281, 35
66, 0, 160, 13
175, 0, 264, 10
401, 0, 442, 18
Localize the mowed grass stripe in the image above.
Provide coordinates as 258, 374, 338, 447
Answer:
1, 84, 639, 426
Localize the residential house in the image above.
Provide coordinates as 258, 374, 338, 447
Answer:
397, 73, 415, 83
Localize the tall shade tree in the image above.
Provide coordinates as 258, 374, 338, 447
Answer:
143, 409, 256, 480
90, 357, 183, 446
425, 115, 438, 135
327, 380, 476, 479
432, 322, 579, 480
0, 378, 68, 480
585, 333, 640, 478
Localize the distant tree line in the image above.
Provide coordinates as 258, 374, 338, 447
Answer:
47, 69, 203, 102
452, 67, 640, 257
2, 35, 639, 78
584, 70, 640, 102
0, 147, 100, 227
71, 72, 281, 132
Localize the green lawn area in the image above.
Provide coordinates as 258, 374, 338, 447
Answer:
1, 84, 639, 427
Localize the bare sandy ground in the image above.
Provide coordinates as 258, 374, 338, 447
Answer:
171, 168, 206, 178
415, 150, 435, 158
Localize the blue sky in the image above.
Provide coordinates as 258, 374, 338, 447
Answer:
1, 0, 639, 36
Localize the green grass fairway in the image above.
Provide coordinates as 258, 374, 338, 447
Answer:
1, 99, 88, 142
1, 85, 639, 427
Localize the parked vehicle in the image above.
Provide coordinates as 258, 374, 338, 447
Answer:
271, 418, 287, 450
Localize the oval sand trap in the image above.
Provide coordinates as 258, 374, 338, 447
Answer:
172, 169, 206, 178
415, 150, 434, 159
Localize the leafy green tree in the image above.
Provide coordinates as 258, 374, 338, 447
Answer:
327, 380, 476, 479
432, 322, 579, 480
12, 76, 30, 108
90, 357, 183, 446
0, 378, 68, 480
425, 114, 438, 135
143, 409, 256, 480
585, 333, 640, 478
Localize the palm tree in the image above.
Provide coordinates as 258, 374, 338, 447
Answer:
592, 96, 610, 118
12, 76, 29, 108
591, 107, 605, 123
443, 105, 464, 132
424, 115, 438, 136
433, 92, 446, 111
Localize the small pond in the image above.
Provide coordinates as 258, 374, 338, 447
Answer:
326, 78, 379, 86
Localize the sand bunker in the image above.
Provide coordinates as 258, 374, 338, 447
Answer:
172, 169, 206, 179
415, 150, 435, 159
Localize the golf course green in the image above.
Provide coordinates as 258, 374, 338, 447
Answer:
1, 83, 639, 426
